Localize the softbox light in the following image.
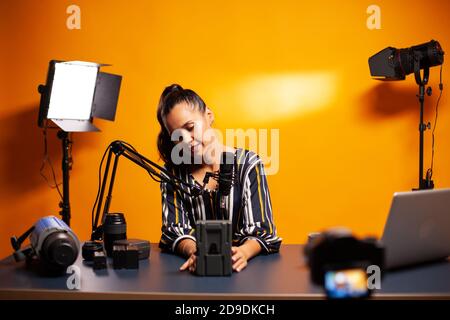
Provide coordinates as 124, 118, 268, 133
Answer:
38, 60, 122, 132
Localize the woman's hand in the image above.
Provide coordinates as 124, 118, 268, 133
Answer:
231, 246, 248, 272
232, 239, 262, 272
178, 238, 197, 273
178, 238, 261, 273
179, 253, 197, 273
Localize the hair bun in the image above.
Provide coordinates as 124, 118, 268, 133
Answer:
162, 84, 183, 100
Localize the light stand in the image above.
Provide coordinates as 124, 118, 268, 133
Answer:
413, 54, 434, 190
58, 130, 73, 225
368, 40, 444, 191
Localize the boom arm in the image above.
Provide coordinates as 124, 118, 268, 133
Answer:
90, 140, 203, 240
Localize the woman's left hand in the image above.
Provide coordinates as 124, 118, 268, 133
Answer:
231, 246, 248, 272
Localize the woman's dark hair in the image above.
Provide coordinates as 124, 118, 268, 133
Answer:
156, 84, 207, 167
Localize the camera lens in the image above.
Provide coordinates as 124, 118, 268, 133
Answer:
103, 213, 127, 257
82, 241, 104, 261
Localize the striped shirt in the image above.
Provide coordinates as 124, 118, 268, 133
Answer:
159, 148, 282, 254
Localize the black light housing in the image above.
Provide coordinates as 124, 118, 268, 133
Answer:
38, 60, 122, 132
369, 40, 444, 81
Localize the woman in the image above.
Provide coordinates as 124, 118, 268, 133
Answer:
157, 84, 281, 273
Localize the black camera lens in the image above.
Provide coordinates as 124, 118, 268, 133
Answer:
82, 241, 104, 261
103, 213, 127, 257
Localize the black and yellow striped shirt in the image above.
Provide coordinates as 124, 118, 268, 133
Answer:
159, 148, 282, 254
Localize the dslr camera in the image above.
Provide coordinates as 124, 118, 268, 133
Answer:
304, 228, 385, 299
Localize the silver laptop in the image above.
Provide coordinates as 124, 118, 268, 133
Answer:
381, 188, 450, 270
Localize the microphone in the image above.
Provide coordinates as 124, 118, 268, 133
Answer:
218, 152, 234, 220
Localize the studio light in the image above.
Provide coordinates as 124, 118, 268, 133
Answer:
38, 60, 122, 132
368, 40, 444, 81
368, 40, 445, 190
47, 62, 98, 121
10, 216, 80, 274
37, 60, 122, 225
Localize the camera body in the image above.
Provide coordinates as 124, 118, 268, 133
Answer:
304, 228, 384, 286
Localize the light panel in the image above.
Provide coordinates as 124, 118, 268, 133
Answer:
47, 62, 99, 120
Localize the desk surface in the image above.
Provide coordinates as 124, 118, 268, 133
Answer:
1, 244, 449, 299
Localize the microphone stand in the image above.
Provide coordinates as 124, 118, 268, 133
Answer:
199, 171, 231, 220
90, 140, 203, 241
195, 151, 234, 276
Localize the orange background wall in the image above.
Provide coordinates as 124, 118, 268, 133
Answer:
1, 0, 449, 257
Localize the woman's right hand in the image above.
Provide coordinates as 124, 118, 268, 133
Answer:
178, 238, 197, 273
179, 253, 197, 273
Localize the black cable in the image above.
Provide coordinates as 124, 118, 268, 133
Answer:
119, 140, 200, 194
116, 140, 164, 183
428, 64, 444, 180
39, 127, 63, 200
91, 144, 110, 229
90, 140, 162, 229
68, 132, 73, 169
90, 140, 207, 231
147, 171, 163, 183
